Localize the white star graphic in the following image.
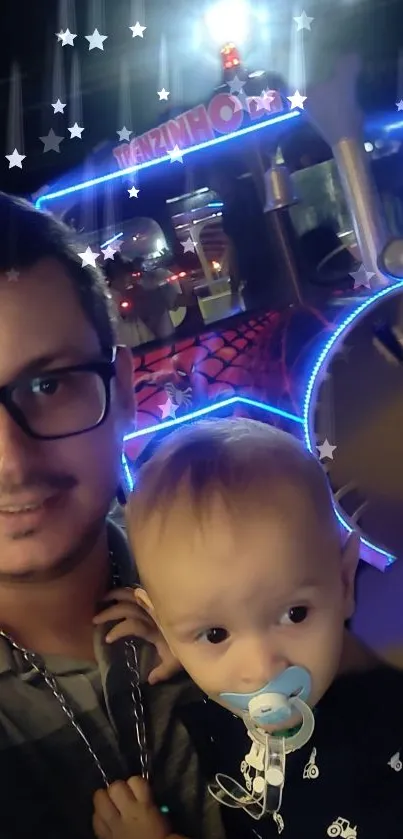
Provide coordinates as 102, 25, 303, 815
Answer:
68, 122, 84, 139
5, 148, 26, 169
293, 11, 314, 31
130, 22, 146, 38
117, 126, 132, 142
128, 186, 140, 198
6, 269, 20, 283
52, 99, 66, 114
287, 90, 307, 110
182, 237, 196, 254
317, 439, 337, 461
350, 264, 375, 290
158, 397, 178, 419
57, 29, 77, 47
228, 75, 245, 95
102, 246, 117, 261
78, 247, 100, 268
158, 88, 170, 101
169, 145, 183, 163
85, 29, 108, 51
39, 128, 64, 153
258, 89, 276, 111
396, 100, 403, 111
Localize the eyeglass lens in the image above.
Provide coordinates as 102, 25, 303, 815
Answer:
11, 370, 107, 437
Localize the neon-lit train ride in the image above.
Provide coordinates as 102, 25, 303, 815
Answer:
35, 54, 403, 573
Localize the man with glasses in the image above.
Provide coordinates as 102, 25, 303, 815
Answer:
0, 193, 224, 839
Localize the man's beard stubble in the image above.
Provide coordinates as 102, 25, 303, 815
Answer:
0, 514, 108, 584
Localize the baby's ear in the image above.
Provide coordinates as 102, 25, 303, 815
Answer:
134, 587, 156, 619
340, 531, 360, 619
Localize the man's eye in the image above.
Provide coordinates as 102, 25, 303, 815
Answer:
199, 627, 229, 645
279, 606, 309, 626
31, 377, 60, 396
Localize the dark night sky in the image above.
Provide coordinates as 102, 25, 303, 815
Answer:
1, 0, 403, 198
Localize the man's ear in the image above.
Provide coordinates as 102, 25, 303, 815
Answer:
341, 531, 360, 619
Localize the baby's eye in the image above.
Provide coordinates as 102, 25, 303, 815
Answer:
279, 606, 309, 626
198, 627, 229, 645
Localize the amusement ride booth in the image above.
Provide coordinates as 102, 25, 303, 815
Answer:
35, 49, 403, 574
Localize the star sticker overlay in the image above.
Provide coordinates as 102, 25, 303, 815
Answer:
158, 88, 170, 101
258, 90, 276, 111
52, 99, 66, 114
350, 264, 375, 290
68, 123, 84, 139
85, 29, 108, 51
159, 397, 178, 419
182, 237, 196, 254
169, 145, 183, 163
5, 148, 26, 169
78, 247, 100, 268
6, 269, 20, 283
317, 440, 337, 461
40, 129, 64, 153
228, 75, 245, 95
117, 126, 132, 142
128, 186, 140, 198
287, 90, 307, 110
130, 22, 146, 38
293, 11, 314, 31
396, 100, 403, 111
102, 246, 117, 261
57, 29, 77, 46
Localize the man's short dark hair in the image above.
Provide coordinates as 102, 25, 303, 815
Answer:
0, 192, 118, 352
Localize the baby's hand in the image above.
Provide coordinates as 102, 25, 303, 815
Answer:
93, 588, 181, 685
93, 776, 170, 839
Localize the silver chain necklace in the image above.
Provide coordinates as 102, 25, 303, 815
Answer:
0, 552, 149, 787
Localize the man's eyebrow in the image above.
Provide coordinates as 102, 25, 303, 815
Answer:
13, 350, 97, 377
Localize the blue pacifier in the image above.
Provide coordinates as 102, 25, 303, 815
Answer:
220, 665, 311, 726
210, 667, 315, 821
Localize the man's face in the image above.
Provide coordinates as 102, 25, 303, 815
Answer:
133, 490, 358, 729
0, 258, 134, 581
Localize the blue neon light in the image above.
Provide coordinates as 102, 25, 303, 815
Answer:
121, 451, 134, 492
384, 119, 403, 133
35, 110, 300, 209
207, 202, 224, 208
123, 395, 302, 443
101, 231, 124, 248
303, 280, 403, 567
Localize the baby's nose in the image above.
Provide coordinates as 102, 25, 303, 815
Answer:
238, 639, 288, 692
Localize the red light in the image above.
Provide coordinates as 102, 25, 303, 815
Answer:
170, 273, 178, 281
120, 300, 130, 309
179, 271, 186, 278
220, 42, 241, 71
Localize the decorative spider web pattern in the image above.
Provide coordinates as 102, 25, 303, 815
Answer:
125, 306, 335, 462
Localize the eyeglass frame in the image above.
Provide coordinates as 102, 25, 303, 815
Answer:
0, 346, 119, 441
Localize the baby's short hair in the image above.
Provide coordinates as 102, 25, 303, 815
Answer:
129, 418, 337, 538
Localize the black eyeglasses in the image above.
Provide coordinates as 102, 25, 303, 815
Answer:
0, 347, 118, 441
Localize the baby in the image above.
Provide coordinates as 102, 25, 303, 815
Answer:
94, 418, 403, 839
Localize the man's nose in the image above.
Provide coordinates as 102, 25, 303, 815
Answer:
238, 637, 288, 692
0, 405, 36, 476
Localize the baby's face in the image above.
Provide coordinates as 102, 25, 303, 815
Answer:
130, 490, 357, 728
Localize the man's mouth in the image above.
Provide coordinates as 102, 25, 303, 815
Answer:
0, 495, 59, 517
